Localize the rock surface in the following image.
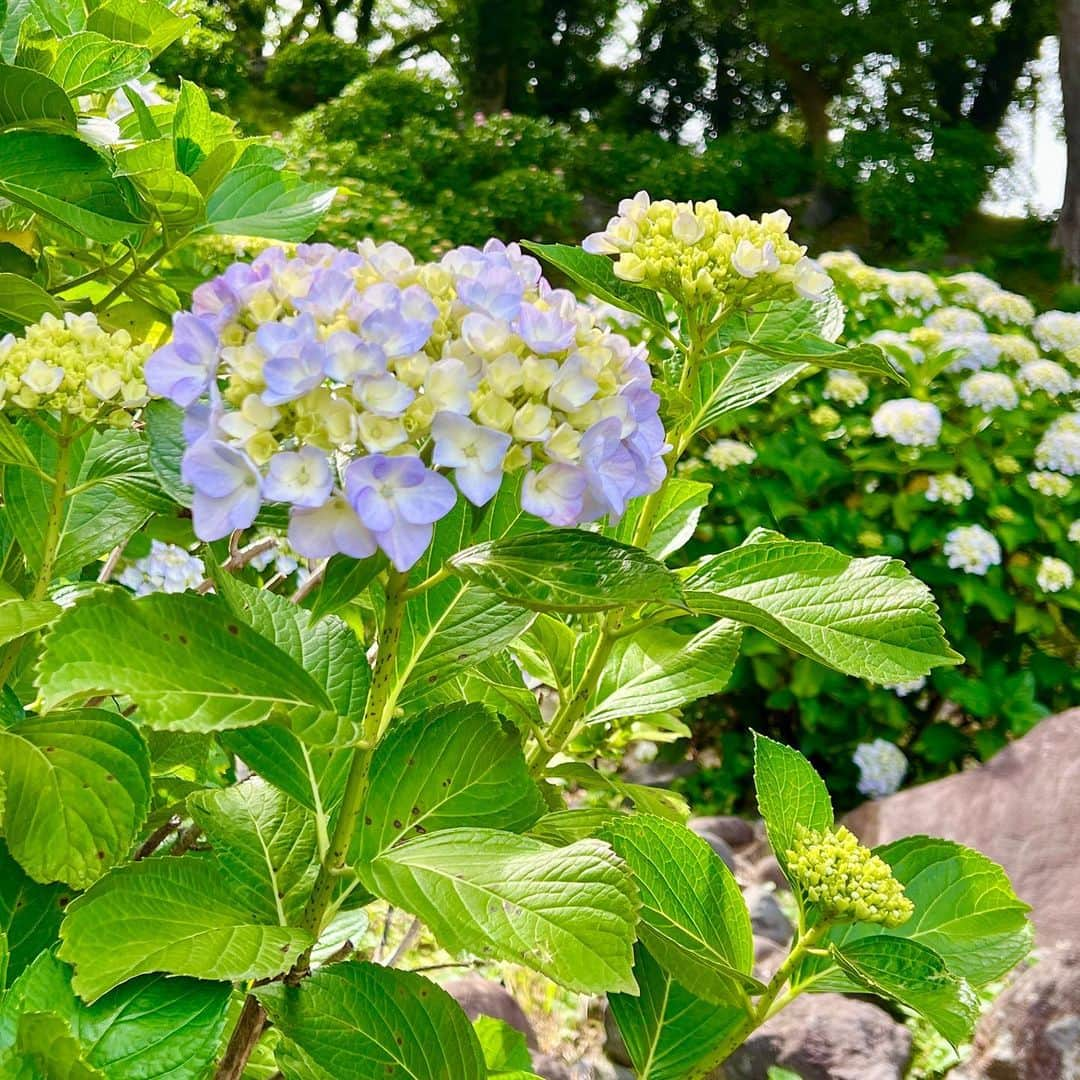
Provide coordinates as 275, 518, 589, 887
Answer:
442, 974, 539, 1050
717, 993, 912, 1080
844, 708, 1080, 948
954, 945, 1080, 1080
744, 883, 792, 945
689, 815, 758, 851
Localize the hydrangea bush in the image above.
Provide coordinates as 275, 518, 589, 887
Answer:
685, 254, 1079, 811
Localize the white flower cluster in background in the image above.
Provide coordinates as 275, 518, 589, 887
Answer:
958, 371, 1018, 412
1036, 556, 1074, 593
823, 370, 870, 406
1032, 311, 1080, 355
853, 738, 909, 798
1018, 359, 1074, 396
1028, 471, 1072, 497
925, 474, 973, 505
976, 290, 1035, 326
943, 525, 1002, 575
116, 541, 205, 596
704, 438, 757, 470
871, 398, 942, 446
1035, 414, 1080, 475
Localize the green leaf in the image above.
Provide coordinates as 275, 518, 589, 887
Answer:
203, 165, 335, 242
0, 0, 37, 64
15, 31, 149, 95
413, 651, 543, 733
602, 815, 759, 1004
609, 945, 748, 1080
829, 937, 979, 1047
356, 704, 544, 864
84, 0, 193, 57
684, 529, 962, 683
449, 529, 685, 614
0, 131, 141, 243
1, 1010, 104, 1077
611, 478, 710, 560
586, 619, 741, 725
172, 78, 213, 175
257, 963, 486, 1080
520, 241, 669, 332
528, 808, 622, 845
0, 271, 60, 332
0, 709, 149, 888
36, 590, 337, 735
546, 762, 689, 824
366, 828, 639, 994
689, 294, 843, 431
216, 578, 369, 747
305, 552, 383, 621
0, 950, 231, 1079
57, 856, 314, 1002
114, 139, 205, 228
187, 781, 319, 926
0, 62, 74, 131
734, 336, 903, 384
752, 732, 833, 885
473, 1016, 534, 1074
142, 398, 190, 505
0, 840, 68, 983
0, 598, 60, 647
0, 414, 37, 469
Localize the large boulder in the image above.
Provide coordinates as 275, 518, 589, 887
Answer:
844, 708, 1080, 948
717, 993, 912, 1079
954, 945, 1080, 1080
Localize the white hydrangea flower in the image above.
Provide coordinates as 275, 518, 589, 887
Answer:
977, 290, 1035, 326
926, 306, 985, 334
853, 739, 908, 798
1032, 311, 1080, 355
926, 474, 973, 505
942, 331, 1001, 373
1035, 417, 1080, 475
868, 330, 924, 365
885, 676, 927, 698
116, 541, 205, 596
958, 371, 1018, 412
871, 399, 942, 447
823, 370, 870, 406
1036, 556, 1074, 594
1028, 471, 1072, 497
992, 334, 1040, 365
944, 524, 1002, 575
946, 271, 1001, 304
879, 269, 941, 310
705, 438, 756, 470
1018, 359, 1075, 396
1068, 520, 1080, 543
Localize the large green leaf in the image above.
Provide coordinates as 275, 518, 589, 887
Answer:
0, 709, 149, 888
36, 590, 336, 735
520, 241, 669, 332
15, 31, 149, 95
203, 165, 335, 242
449, 529, 685, 614
355, 704, 544, 864
602, 815, 759, 1004
735, 335, 901, 383
0, 61, 74, 132
113, 139, 205, 228
0, 950, 231, 1079
0, 841, 67, 983
213, 579, 368, 747
0, 272, 60, 332
684, 529, 961, 683
172, 78, 214, 175
0, 1010, 104, 1077
366, 828, 639, 994
257, 963, 486, 1080
610, 478, 711, 561
84, 0, 193, 56
829, 937, 978, 1047
0, 131, 141, 243
546, 761, 690, 823
57, 856, 313, 1002
412, 652, 543, 733
609, 945, 748, 1080
689, 294, 844, 432
0, 598, 60, 647
3, 426, 151, 577
586, 619, 741, 725
752, 732, 833, 884
187, 781, 319, 926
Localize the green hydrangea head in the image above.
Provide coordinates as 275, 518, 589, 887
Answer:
785, 824, 914, 929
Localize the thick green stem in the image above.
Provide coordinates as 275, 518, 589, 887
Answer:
0, 420, 75, 688
214, 568, 412, 1079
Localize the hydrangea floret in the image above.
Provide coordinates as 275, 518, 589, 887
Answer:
943, 524, 1002, 575
1028, 471, 1072, 498
785, 824, 914, 928
884, 676, 927, 698
871, 398, 942, 447
704, 438, 757, 470
583, 195, 829, 307
853, 738, 908, 798
1018, 359, 1074, 397
116, 541, 206, 596
958, 371, 1018, 412
0, 312, 150, 426
1032, 310, 1080, 355
823, 370, 869, 406
1036, 556, 1075, 594
1034, 415, 1080, 475
145, 240, 668, 571
925, 474, 973, 505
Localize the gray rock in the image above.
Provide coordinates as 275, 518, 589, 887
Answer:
531, 1052, 574, 1080
602, 1001, 632, 1067
844, 708, 1080, 949
689, 825, 737, 872
751, 854, 790, 891
442, 974, 538, 1050
954, 945, 1080, 1080
753, 934, 787, 981
744, 883, 792, 945
689, 815, 758, 851
718, 993, 911, 1080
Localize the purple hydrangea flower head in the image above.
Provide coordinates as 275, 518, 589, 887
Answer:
294, 268, 356, 322
431, 411, 511, 506
289, 492, 377, 559
145, 313, 219, 407
521, 462, 587, 526
456, 264, 526, 321
262, 446, 333, 507
344, 454, 457, 570
256, 315, 326, 405
579, 417, 638, 521
517, 302, 577, 355
181, 439, 262, 540
323, 331, 386, 383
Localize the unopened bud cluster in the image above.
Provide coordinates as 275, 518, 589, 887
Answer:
0, 312, 150, 425
584, 194, 831, 308
785, 824, 914, 928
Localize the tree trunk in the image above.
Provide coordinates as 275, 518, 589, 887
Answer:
1056, 1, 1080, 279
